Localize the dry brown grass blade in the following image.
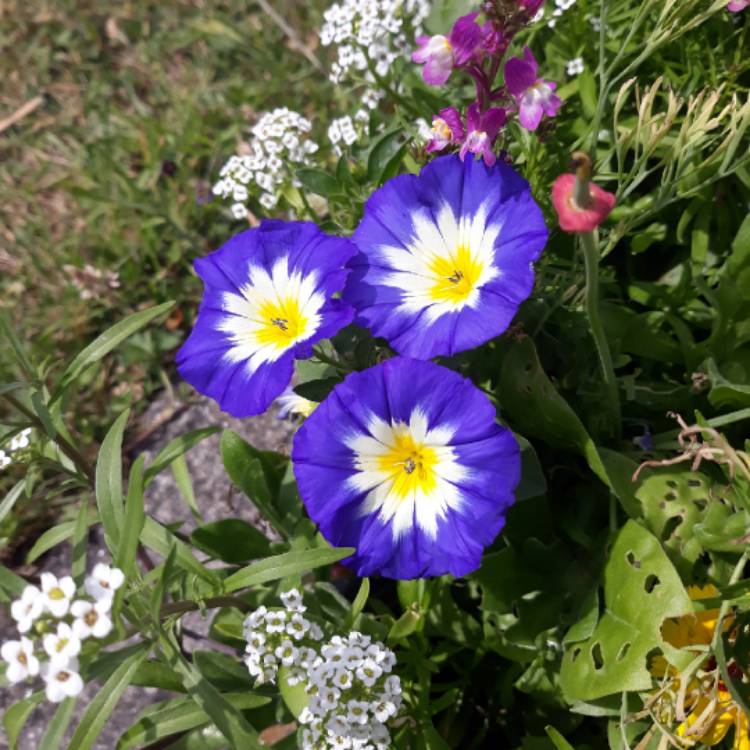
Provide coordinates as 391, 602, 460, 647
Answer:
0, 95, 44, 134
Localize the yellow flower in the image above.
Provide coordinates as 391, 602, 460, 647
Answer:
652, 584, 748, 749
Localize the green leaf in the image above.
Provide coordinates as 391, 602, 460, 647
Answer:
171, 452, 202, 521
545, 726, 576, 750
159, 633, 263, 749
293, 377, 340, 402
140, 516, 219, 585
221, 430, 287, 537
53, 301, 174, 401
96, 409, 130, 552
497, 337, 638, 509
116, 456, 146, 579
559, 521, 692, 702
26, 520, 77, 563
0, 562, 26, 599
39, 698, 77, 750
0, 481, 25, 525
637, 469, 721, 576
706, 357, 750, 408
279, 666, 310, 718
71, 500, 89, 587
193, 650, 252, 691
388, 609, 421, 641
0, 310, 36, 380
143, 427, 219, 485
424, 0, 475, 33
223, 546, 355, 593
344, 577, 370, 629
116, 692, 270, 750
296, 168, 338, 197
367, 129, 405, 183
68, 646, 148, 750
191, 519, 270, 563
3, 692, 44, 750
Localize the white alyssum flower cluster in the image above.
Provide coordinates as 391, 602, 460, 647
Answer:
242, 590, 403, 749
548, 0, 577, 28
213, 108, 319, 218
300, 631, 401, 750
243, 588, 324, 685
566, 57, 584, 76
0, 427, 32, 471
319, 0, 430, 85
2, 563, 124, 702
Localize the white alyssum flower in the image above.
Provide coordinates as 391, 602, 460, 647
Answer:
10, 585, 44, 633
589, 15, 601, 32
214, 108, 319, 218
0, 450, 10, 470
242, 590, 323, 686
299, 632, 401, 750
9, 428, 31, 452
566, 57, 584, 76
320, 0, 430, 85
84, 563, 125, 603
1, 637, 40, 683
41, 572, 76, 617
549, 0, 576, 26
41, 657, 84, 703
43, 622, 81, 667
71, 599, 113, 640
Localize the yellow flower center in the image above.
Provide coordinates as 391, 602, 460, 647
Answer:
56, 638, 68, 652
375, 429, 439, 500
432, 119, 452, 141
255, 296, 308, 350
84, 610, 98, 626
428, 243, 485, 305
49, 587, 65, 601
58, 670, 71, 682
18, 652, 27, 665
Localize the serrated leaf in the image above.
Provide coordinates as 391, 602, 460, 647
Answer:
223, 546, 355, 593
559, 521, 692, 702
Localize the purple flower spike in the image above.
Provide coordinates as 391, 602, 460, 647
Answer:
460, 103, 507, 166
412, 13, 482, 86
426, 107, 465, 153
504, 47, 562, 131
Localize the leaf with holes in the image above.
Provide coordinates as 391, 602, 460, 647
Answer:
637, 469, 722, 577
559, 521, 692, 702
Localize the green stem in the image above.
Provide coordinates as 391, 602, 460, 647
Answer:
3, 393, 95, 484
160, 595, 253, 618
580, 230, 621, 440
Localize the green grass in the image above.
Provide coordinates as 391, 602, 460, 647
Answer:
0, 0, 328, 413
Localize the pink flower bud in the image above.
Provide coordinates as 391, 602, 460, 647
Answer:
551, 153, 616, 233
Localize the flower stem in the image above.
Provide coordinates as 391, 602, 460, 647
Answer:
580, 230, 621, 440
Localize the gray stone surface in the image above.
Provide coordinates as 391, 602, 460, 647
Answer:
0, 393, 295, 749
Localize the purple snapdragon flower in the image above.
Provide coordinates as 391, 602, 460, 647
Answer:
412, 13, 482, 86
504, 46, 562, 131
460, 103, 507, 166
518, 0, 546, 13
426, 107, 465, 153
728, 0, 749, 10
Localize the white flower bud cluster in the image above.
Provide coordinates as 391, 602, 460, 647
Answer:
319, 0, 430, 85
0, 428, 32, 471
243, 588, 324, 685
2, 563, 124, 702
212, 108, 319, 219
300, 631, 401, 750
